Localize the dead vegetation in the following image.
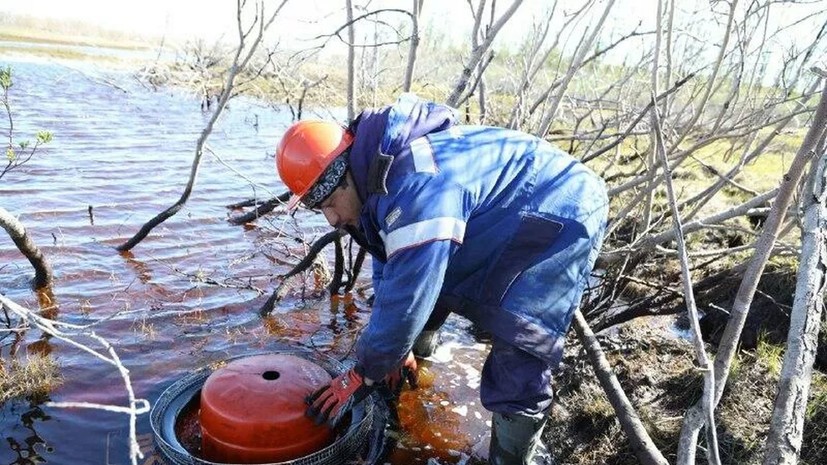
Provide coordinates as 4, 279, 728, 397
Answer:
548, 322, 827, 465
3, 0, 827, 463
0, 354, 61, 404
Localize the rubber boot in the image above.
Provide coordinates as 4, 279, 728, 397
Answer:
412, 330, 439, 358
489, 411, 550, 465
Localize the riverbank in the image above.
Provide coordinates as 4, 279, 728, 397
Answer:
0, 15, 160, 65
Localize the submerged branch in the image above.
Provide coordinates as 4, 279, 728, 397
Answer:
228, 192, 291, 225
0, 207, 53, 289
259, 229, 346, 316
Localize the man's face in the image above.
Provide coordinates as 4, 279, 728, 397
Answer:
318, 172, 362, 229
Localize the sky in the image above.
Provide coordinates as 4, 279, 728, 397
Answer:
0, 0, 636, 46
1, 0, 824, 69
0, 0, 455, 39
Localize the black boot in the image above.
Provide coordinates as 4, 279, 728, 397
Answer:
412, 330, 439, 358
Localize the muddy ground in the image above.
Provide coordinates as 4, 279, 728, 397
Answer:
542, 315, 827, 465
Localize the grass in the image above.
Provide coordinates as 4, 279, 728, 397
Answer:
0, 44, 125, 63
0, 16, 154, 63
0, 354, 62, 404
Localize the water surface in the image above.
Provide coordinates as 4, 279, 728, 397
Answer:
0, 55, 490, 465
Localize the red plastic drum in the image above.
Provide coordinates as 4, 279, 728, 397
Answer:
199, 354, 334, 463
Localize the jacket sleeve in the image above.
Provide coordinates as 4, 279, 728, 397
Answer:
355, 174, 467, 381
356, 240, 456, 380
371, 257, 384, 293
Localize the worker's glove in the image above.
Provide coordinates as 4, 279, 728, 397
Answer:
384, 351, 419, 394
306, 366, 374, 427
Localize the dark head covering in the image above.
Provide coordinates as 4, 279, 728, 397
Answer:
301, 151, 349, 208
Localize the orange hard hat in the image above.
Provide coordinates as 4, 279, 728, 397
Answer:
275, 120, 354, 210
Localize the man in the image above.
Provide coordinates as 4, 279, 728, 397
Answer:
275, 94, 608, 464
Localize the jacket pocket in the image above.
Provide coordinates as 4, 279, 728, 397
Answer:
481, 213, 564, 305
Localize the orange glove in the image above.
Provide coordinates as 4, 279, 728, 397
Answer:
306, 366, 374, 427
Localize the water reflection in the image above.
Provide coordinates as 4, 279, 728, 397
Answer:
3, 404, 53, 465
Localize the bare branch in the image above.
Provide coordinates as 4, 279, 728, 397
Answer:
677, 70, 827, 465
572, 310, 670, 465
260, 229, 346, 316
652, 101, 722, 465
446, 0, 524, 107
117, 0, 288, 251
0, 207, 53, 289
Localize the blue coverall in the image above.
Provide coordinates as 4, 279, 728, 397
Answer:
345, 94, 608, 416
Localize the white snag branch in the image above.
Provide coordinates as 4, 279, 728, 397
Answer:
678, 73, 827, 465
0, 294, 149, 465
761, 150, 827, 464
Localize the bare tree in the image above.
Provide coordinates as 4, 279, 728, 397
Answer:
677, 73, 827, 465
652, 102, 722, 464
445, 0, 524, 107
346, 0, 356, 120
535, 0, 618, 137
402, 0, 424, 92
762, 92, 827, 465
117, 0, 289, 251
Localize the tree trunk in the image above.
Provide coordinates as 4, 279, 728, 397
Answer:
0, 207, 53, 289
446, 0, 523, 107
402, 0, 422, 92
653, 103, 723, 464
677, 76, 827, 465
762, 148, 827, 465
346, 0, 356, 121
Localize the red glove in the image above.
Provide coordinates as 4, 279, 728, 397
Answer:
306, 367, 374, 427
384, 351, 419, 393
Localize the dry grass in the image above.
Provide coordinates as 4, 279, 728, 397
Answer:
0, 354, 62, 404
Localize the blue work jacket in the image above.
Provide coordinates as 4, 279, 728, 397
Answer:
347, 94, 608, 381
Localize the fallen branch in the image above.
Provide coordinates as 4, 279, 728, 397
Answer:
228, 191, 291, 225
572, 310, 669, 465
0, 294, 149, 465
260, 229, 346, 316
